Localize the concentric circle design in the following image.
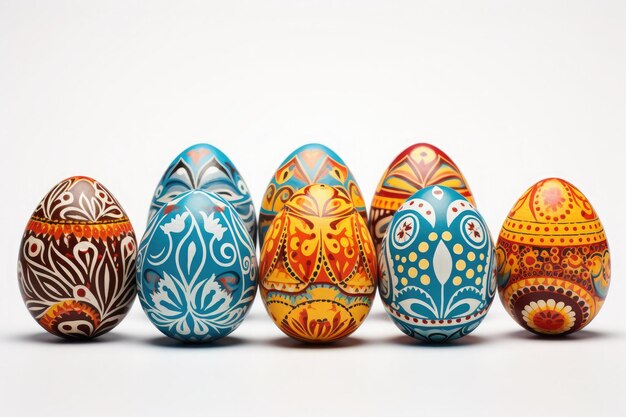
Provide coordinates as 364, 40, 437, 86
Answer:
496, 178, 610, 335
521, 299, 576, 335
392, 214, 419, 249
460, 215, 487, 249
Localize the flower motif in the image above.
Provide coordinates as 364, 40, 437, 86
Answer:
523, 250, 539, 268
465, 221, 482, 239
200, 210, 227, 241
148, 271, 239, 340
542, 187, 565, 212
522, 299, 575, 334
396, 219, 413, 242
160, 212, 189, 234
563, 252, 583, 270
190, 278, 233, 317
283, 307, 358, 342
150, 272, 186, 320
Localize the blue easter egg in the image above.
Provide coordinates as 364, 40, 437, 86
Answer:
379, 185, 496, 342
137, 190, 257, 342
149, 143, 256, 244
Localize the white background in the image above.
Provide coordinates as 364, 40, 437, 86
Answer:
1, 1, 625, 416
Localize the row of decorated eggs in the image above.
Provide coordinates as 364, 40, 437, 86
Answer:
17, 143, 610, 343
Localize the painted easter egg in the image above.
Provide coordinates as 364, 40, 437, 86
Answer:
137, 190, 257, 342
149, 143, 256, 243
379, 186, 496, 342
260, 184, 376, 343
369, 143, 474, 252
17, 176, 137, 339
496, 178, 610, 335
258, 143, 367, 248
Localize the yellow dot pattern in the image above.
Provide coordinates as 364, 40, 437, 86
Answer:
456, 260, 466, 271
388, 225, 490, 293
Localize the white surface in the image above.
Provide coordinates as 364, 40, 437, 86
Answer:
1, 1, 625, 416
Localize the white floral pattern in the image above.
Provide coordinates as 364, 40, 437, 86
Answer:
137, 190, 257, 342
201, 211, 227, 240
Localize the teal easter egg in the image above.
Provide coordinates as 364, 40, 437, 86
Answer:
379, 185, 496, 342
137, 190, 257, 342
149, 143, 256, 244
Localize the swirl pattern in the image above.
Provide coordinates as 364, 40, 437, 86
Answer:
138, 190, 257, 342
17, 176, 136, 339
260, 184, 376, 343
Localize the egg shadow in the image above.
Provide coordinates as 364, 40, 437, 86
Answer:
384, 333, 489, 348
503, 329, 622, 342
142, 335, 250, 349
235, 313, 268, 322
264, 336, 367, 349
367, 311, 393, 322
13, 331, 128, 345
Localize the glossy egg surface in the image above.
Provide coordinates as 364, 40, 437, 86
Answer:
369, 143, 474, 251
496, 178, 610, 335
137, 190, 257, 342
379, 186, 495, 342
149, 143, 256, 243
17, 176, 137, 339
259, 143, 366, 248
260, 184, 376, 343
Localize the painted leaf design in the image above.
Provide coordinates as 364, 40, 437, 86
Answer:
445, 286, 483, 317
433, 241, 452, 286
191, 278, 233, 317
150, 272, 186, 318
